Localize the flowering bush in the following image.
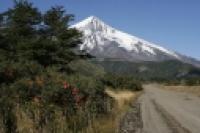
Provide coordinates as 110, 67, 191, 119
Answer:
0, 1, 113, 132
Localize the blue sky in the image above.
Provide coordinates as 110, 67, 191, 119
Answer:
1, 0, 200, 59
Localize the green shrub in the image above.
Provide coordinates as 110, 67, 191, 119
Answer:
102, 73, 143, 91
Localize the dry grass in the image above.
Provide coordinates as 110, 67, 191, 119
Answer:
84, 88, 139, 133
3, 89, 140, 133
105, 89, 136, 109
162, 85, 200, 97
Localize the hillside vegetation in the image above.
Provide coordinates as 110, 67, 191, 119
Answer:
93, 60, 200, 85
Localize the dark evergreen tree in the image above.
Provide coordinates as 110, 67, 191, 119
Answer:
0, 0, 84, 82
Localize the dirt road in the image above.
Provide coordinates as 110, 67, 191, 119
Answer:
140, 84, 200, 133
119, 84, 200, 133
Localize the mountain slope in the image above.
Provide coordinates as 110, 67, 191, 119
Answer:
72, 16, 200, 66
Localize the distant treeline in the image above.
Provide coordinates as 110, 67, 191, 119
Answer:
93, 60, 200, 85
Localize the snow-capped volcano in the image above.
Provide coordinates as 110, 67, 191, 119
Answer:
72, 16, 200, 66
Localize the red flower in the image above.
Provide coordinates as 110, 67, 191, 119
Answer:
63, 81, 69, 89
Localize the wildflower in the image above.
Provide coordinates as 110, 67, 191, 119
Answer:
63, 81, 69, 89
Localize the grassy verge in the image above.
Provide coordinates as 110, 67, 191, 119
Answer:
161, 85, 200, 97
84, 88, 141, 133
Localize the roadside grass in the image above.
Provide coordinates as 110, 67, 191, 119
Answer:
105, 88, 136, 109
0, 87, 141, 133
84, 88, 139, 133
162, 85, 200, 97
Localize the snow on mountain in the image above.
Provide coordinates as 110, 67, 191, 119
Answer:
71, 16, 200, 64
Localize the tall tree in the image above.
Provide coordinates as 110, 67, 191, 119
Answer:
0, 0, 84, 84
0, 0, 41, 60
36, 6, 83, 66
0, 1, 83, 66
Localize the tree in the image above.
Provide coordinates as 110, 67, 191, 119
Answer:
0, 0, 41, 61
0, 1, 84, 68
36, 6, 83, 66
0, 0, 86, 85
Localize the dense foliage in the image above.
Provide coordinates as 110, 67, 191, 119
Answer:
0, 1, 143, 132
102, 73, 142, 91
0, 1, 112, 132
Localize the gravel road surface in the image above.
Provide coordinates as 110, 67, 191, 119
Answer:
119, 84, 200, 133
140, 84, 200, 133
